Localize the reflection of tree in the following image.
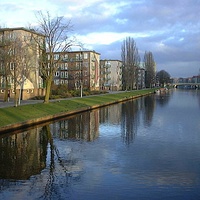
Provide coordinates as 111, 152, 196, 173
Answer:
143, 95, 155, 126
40, 125, 84, 200
0, 127, 48, 180
121, 100, 140, 145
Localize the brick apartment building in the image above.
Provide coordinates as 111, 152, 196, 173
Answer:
53, 50, 100, 91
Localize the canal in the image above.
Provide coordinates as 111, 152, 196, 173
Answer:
0, 89, 200, 200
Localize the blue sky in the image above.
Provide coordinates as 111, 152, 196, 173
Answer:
0, 0, 200, 78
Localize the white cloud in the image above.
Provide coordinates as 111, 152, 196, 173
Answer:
76, 31, 151, 46
0, 0, 200, 77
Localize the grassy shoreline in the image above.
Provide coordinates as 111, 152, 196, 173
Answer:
0, 89, 155, 133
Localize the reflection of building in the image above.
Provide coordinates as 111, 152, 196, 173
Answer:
0, 127, 48, 179
0, 27, 45, 100
99, 103, 122, 125
100, 60, 122, 91
51, 110, 99, 141
53, 50, 100, 91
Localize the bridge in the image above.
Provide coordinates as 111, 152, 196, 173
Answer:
172, 83, 200, 88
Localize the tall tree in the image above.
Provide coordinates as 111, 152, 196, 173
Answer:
143, 51, 156, 88
121, 37, 140, 90
0, 32, 32, 106
0, 37, 13, 102
34, 11, 75, 103
11, 37, 33, 106
156, 70, 170, 87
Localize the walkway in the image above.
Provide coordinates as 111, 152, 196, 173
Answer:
0, 99, 45, 108
0, 91, 125, 108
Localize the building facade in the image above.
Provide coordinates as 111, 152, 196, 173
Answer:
100, 60, 122, 91
53, 50, 100, 91
136, 67, 145, 89
0, 27, 45, 100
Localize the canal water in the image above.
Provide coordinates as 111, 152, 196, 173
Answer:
0, 89, 200, 200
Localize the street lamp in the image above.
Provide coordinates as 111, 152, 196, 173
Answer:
80, 51, 83, 98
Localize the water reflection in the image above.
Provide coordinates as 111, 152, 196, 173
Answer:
0, 92, 173, 181
155, 89, 172, 107
51, 109, 99, 141
4, 90, 200, 200
121, 100, 140, 144
0, 94, 160, 181
0, 127, 48, 180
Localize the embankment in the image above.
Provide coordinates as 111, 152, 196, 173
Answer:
0, 89, 155, 133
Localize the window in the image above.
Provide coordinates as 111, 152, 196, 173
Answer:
83, 62, 88, 67
63, 54, 68, 61
61, 72, 64, 78
54, 54, 59, 60
60, 63, 64, 70
55, 71, 59, 77
61, 80, 65, 84
54, 79, 59, 85
9, 48, 15, 56
0, 33, 2, 43
65, 72, 68, 78
10, 63, 15, 70
64, 63, 68, 69
84, 53, 88, 59
76, 63, 80, 69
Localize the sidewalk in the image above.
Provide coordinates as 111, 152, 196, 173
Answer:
0, 99, 43, 108
0, 91, 125, 108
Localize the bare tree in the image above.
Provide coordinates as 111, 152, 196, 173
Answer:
0, 37, 13, 102
121, 37, 140, 90
11, 38, 33, 106
34, 11, 75, 103
143, 51, 156, 88
0, 33, 32, 106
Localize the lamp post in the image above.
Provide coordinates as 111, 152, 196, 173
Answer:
80, 51, 83, 98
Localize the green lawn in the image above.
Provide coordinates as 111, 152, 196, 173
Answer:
0, 89, 154, 129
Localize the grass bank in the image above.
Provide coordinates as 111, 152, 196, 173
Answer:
0, 89, 155, 133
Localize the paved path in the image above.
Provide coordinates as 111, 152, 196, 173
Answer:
0, 91, 127, 108
0, 99, 44, 108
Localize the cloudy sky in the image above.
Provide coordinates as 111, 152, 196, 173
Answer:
0, 0, 200, 78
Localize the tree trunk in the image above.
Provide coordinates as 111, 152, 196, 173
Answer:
14, 90, 18, 107
4, 78, 9, 102
44, 75, 52, 103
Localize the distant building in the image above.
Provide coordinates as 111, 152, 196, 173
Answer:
191, 75, 200, 83
100, 60, 122, 91
136, 67, 145, 89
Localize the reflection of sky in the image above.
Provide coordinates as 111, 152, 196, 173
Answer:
1, 90, 200, 200
99, 124, 121, 138
64, 90, 200, 199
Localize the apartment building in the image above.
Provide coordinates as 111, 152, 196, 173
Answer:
53, 50, 100, 91
100, 60, 122, 91
136, 67, 145, 89
0, 27, 45, 100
